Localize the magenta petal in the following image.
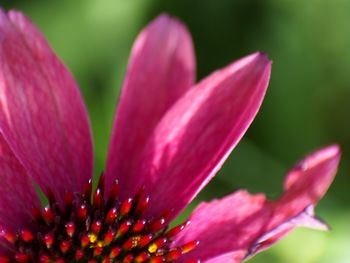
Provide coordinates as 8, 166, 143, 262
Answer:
0, 10, 93, 205
0, 134, 40, 233
174, 190, 268, 263
202, 252, 246, 263
267, 145, 340, 229
105, 14, 195, 198
174, 145, 340, 262
247, 205, 328, 258
136, 53, 271, 219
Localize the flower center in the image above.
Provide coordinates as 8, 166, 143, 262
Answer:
0, 175, 198, 262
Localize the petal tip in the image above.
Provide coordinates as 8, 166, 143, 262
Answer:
320, 144, 341, 159
153, 13, 171, 23
294, 144, 341, 173
151, 13, 188, 34
253, 51, 272, 65
243, 52, 272, 78
223, 51, 272, 78
256, 51, 268, 60
152, 13, 184, 29
284, 145, 341, 196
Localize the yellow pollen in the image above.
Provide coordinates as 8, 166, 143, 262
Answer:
148, 243, 158, 253
97, 241, 103, 248
132, 236, 141, 247
88, 233, 98, 244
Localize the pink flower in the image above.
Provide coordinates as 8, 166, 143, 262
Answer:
0, 9, 340, 263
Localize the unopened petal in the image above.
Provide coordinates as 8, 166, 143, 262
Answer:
136, 52, 271, 219
174, 145, 340, 262
105, 14, 195, 199
0, 10, 93, 205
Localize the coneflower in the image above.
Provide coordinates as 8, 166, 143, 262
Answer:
0, 10, 340, 263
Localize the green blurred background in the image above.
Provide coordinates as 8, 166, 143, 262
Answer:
2, 0, 350, 262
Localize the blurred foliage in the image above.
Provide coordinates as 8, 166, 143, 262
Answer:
2, 0, 350, 262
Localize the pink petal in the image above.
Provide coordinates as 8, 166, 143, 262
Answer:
0, 10, 93, 205
174, 145, 340, 262
266, 145, 340, 231
105, 14, 195, 198
200, 252, 246, 263
0, 134, 40, 233
136, 52, 271, 219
